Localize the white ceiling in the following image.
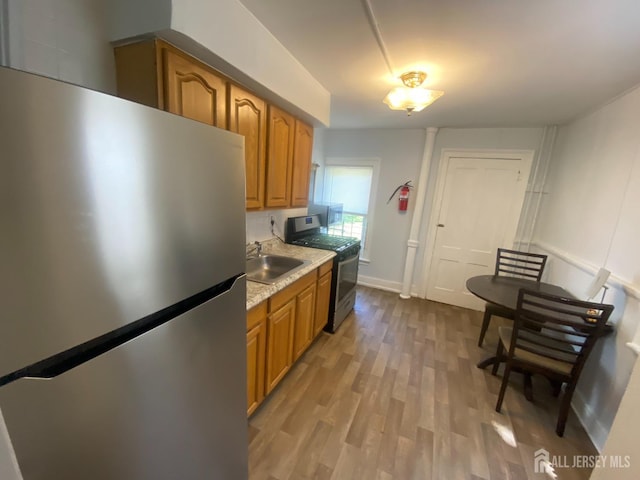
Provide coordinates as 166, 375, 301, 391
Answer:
238, 0, 640, 129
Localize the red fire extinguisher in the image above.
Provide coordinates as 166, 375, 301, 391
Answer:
387, 181, 413, 212
398, 184, 411, 211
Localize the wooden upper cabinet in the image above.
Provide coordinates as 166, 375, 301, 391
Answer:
228, 85, 267, 210
291, 120, 314, 208
114, 40, 162, 109
115, 39, 316, 211
162, 48, 227, 128
114, 39, 227, 128
265, 106, 295, 208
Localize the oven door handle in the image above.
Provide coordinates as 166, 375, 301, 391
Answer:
338, 252, 360, 268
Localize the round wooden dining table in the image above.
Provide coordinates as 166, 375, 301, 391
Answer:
466, 275, 574, 311
467, 275, 575, 369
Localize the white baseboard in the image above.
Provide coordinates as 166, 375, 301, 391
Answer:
572, 389, 608, 453
357, 275, 402, 294
626, 343, 640, 355
357, 276, 438, 302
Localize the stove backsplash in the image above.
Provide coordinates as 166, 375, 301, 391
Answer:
246, 208, 308, 244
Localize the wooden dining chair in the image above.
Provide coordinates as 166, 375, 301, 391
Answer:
477, 248, 548, 346
493, 289, 614, 436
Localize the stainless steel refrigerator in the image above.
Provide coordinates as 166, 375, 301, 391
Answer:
0, 67, 248, 479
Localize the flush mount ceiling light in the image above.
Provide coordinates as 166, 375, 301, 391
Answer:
383, 71, 444, 115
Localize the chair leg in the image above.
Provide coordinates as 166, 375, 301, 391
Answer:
523, 373, 533, 402
548, 378, 563, 397
478, 309, 493, 347
495, 363, 513, 413
491, 342, 504, 376
556, 381, 578, 437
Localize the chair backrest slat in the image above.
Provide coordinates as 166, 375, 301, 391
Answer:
524, 328, 589, 347
524, 297, 605, 323
520, 311, 591, 336
509, 289, 614, 378
494, 248, 548, 282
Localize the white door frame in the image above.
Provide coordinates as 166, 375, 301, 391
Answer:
420, 148, 535, 298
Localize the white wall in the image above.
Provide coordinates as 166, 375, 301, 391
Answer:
246, 208, 307, 244
590, 356, 640, 479
532, 84, 640, 451
414, 127, 545, 294
108, 0, 170, 44
2, 0, 115, 93
310, 127, 326, 203
320, 127, 546, 293
323, 129, 427, 290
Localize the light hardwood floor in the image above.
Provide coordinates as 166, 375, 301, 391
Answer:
249, 286, 598, 480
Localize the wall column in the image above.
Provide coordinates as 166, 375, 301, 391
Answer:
400, 127, 438, 299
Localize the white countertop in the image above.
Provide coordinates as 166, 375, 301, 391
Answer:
246, 239, 336, 310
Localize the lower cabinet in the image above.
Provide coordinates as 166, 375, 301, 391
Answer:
292, 282, 317, 361
247, 261, 334, 416
265, 270, 315, 395
265, 299, 295, 394
246, 302, 267, 416
314, 267, 332, 337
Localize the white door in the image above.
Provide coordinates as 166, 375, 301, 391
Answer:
425, 154, 532, 310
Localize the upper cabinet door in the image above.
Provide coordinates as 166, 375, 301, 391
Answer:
228, 85, 267, 210
115, 40, 316, 212
291, 120, 314, 208
163, 48, 227, 128
265, 106, 295, 208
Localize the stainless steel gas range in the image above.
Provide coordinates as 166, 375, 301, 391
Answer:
286, 215, 360, 333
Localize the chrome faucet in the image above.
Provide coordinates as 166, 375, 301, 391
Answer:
246, 241, 263, 258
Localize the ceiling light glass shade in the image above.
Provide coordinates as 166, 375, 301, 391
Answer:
383, 87, 444, 113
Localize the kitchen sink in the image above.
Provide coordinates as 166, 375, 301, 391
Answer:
246, 254, 309, 284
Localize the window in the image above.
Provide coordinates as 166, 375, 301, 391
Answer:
321, 158, 380, 261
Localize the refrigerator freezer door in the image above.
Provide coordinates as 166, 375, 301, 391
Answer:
0, 67, 246, 374
0, 277, 247, 480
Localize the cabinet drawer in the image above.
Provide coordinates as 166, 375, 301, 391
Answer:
247, 301, 267, 331
318, 260, 333, 278
269, 270, 316, 312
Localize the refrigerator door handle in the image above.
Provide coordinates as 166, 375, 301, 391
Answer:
0, 274, 243, 388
